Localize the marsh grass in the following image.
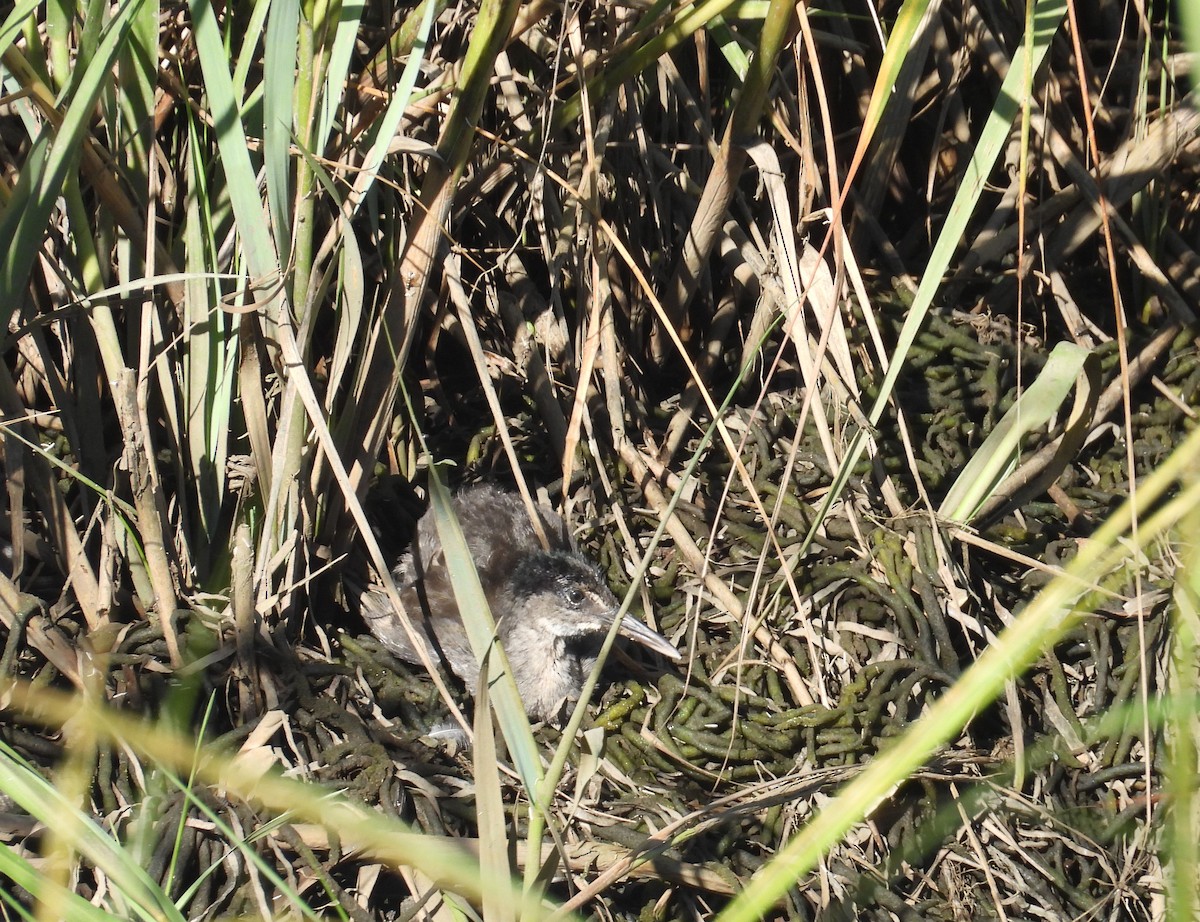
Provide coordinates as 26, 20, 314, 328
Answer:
0, 0, 1197, 917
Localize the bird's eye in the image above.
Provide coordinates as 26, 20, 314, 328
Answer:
564, 586, 586, 606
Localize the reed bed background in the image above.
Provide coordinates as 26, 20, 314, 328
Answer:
0, 0, 1198, 918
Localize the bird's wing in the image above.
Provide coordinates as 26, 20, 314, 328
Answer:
356, 579, 481, 680
408, 485, 574, 581
355, 583, 429, 663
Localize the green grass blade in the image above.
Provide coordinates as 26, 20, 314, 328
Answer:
552, 0, 745, 134
0, 844, 115, 922
0, 0, 43, 57
325, 224, 366, 407
472, 663, 518, 922
263, 0, 299, 258
938, 342, 1098, 524
1182, 0, 1200, 60
230, 1, 271, 97
115, 0, 157, 195
346, 0, 434, 217
180, 111, 238, 546
187, 0, 281, 283
1168, 508, 1200, 922
857, 0, 933, 148
315, 0, 365, 153
426, 471, 542, 791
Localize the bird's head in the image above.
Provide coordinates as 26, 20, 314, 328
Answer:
500, 552, 680, 661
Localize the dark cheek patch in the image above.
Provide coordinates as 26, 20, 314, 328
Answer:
564, 633, 603, 662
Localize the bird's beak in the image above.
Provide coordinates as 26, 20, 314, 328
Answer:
616, 612, 681, 661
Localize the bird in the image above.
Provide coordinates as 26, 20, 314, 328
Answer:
357, 484, 680, 722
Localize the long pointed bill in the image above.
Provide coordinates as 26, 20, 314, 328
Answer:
617, 612, 682, 661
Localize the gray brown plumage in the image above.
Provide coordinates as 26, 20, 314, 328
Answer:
358, 485, 680, 721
